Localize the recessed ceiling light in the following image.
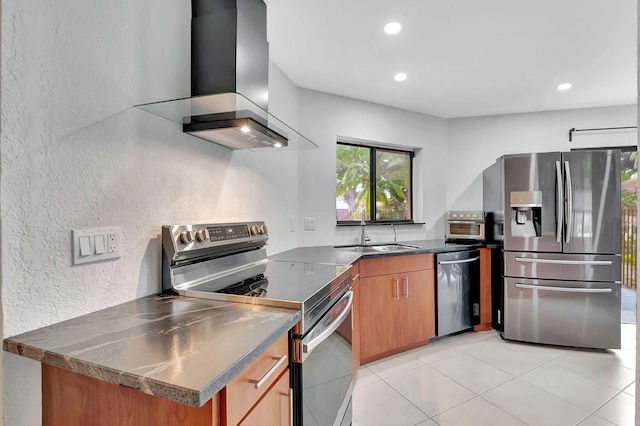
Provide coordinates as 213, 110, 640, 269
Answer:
384, 22, 402, 35
557, 83, 572, 91
240, 126, 251, 133
394, 73, 407, 82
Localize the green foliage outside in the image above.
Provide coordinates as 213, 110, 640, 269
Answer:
336, 145, 369, 219
336, 144, 411, 221
622, 191, 637, 208
621, 150, 637, 289
375, 151, 411, 220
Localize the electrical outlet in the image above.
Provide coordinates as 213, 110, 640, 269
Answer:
72, 226, 122, 265
108, 233, 117, 253
304, 217, 316, 230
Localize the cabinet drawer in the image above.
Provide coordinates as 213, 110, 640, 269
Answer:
351, 261, 360, 282
224, 333, 289, 426
239, 369, 290, 426
360, 253, 433, 277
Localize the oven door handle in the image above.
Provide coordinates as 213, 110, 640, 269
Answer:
302, 290, 353, 355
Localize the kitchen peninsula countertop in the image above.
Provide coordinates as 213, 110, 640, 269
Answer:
3, 239, 480, 409
3, 295, 300, 407
270, 239, 482, 264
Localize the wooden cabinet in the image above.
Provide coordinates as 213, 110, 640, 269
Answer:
42, 364, 219, 426
222, 333, 289, 425
358, 254, 436, 364
350, 261, 361, 377
475, 247, 493, 331
42, 333, 291, 426
238, 369, 290, 426
400, 270, 436, 346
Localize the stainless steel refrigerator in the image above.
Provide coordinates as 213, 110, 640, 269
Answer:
483, 150, 621, 349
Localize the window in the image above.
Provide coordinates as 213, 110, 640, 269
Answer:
336, 142, 413, 223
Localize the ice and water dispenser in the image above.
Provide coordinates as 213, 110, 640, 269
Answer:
509, 191, 542, 237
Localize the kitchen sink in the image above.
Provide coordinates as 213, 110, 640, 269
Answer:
334, 243, 421, 252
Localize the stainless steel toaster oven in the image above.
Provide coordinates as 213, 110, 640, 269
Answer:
445, 211, 486, 241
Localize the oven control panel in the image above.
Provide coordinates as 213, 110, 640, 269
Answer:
163, 221, 269, 261
208, 224, 252, 241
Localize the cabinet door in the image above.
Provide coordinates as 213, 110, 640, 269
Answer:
359, 275, 403, 360
401, 270, 436, 346
224, 334, 288, 426
239, 370, 290, 426
42, 364, 218, 426
351, 274, 361, 377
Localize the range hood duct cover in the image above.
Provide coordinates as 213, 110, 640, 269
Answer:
135, 0, 317, 150
185, 0, 286, 149
191, 0, 268, 110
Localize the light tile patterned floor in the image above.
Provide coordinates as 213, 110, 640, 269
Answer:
353, 324, 636, 426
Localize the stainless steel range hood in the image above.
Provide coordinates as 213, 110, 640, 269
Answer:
135, 0, 317, 151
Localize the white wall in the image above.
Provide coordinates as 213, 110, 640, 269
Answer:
447, 105, 638, 211
0, 2, 300, 425
296, 89, 449, 246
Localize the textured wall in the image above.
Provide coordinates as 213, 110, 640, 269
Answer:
1, 1, 300, 425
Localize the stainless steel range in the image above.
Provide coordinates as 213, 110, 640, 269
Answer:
161, 221, 354, 425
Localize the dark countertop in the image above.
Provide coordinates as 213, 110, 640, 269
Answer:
2, 239, 483, 409
3, 295, 300, 407
270, 239, 482, 265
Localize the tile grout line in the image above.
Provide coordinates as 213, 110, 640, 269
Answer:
379, 369, 436, 424
354, 327, 635, 425
573, 382, 636, 426
433, 341, 605, 424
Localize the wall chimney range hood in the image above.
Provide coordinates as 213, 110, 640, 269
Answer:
135, 0, 317, 151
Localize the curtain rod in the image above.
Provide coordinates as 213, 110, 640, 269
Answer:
569, 126, 637, 142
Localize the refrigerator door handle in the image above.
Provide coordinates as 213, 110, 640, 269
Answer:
564, 160, 573, 243
555, 161, 563, 243
515, 283, 612, 294
514, 257, 613, 266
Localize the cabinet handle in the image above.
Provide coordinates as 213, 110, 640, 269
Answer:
289, 388, 293, 426
393, 278, 399, 299
250, 355, 287, 389
402, 277, 409, 297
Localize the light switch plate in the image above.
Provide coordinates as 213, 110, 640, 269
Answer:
72, 226, 122, 265
304, 217, 316, 230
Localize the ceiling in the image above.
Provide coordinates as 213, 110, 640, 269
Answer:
264, 0, 637, 118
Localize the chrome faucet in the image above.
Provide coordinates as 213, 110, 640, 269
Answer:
391, 223, 397, 242
360, 208, 370, 245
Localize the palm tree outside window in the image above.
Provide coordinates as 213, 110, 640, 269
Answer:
336, 142, 413, 223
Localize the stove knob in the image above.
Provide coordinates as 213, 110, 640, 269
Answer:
259, 225, 268, 235
250, 225, 260, 236
472, 213, 478, 219
451, 213, 457, 218
195, 229, 209, 242
179, 231, 193, 245
466, 213, 472, 218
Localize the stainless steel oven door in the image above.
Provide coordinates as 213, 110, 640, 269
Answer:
298, 290, 353, 426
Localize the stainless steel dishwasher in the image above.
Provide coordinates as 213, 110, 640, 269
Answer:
436, 250, 481, 336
